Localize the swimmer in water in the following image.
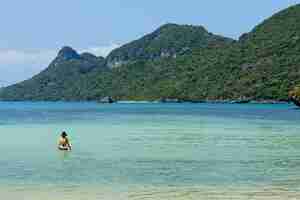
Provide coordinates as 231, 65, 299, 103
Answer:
58, 131, 72, 151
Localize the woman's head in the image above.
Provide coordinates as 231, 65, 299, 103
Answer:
61, 131, 68, 138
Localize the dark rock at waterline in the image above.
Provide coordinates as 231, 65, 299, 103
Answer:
290, 97, 300, 107
99, 96, 115, 104
288, 86, 300, 107
231, 99, 251, 104
184, 99, 206, 103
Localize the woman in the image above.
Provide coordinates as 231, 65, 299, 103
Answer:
58, 131, 72, 151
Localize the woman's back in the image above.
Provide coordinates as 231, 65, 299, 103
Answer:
58, 137, 68, 146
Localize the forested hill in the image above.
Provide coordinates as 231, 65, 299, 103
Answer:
1, 4, 300, 101
106, 23, 233, 67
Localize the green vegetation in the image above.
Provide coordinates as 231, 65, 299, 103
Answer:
106, 23, 233, 67
1, 5, 300, 103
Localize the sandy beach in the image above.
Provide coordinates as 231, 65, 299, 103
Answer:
2, 185, 300, 200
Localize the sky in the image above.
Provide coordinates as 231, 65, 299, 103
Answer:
0, 0, 300, 86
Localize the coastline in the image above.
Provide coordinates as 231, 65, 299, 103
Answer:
0, 99, 292, 105
111, 98, 292, 105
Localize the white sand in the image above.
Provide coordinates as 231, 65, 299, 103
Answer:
1, 185, 300, 200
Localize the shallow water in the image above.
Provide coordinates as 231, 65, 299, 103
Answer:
1, 102, 300, 199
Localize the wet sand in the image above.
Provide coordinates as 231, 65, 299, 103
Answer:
2, 185, 300, 200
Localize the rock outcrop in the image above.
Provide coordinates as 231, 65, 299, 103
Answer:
57, 46, 81, 61
289, 86, 300, 106
99, 96, 115, 103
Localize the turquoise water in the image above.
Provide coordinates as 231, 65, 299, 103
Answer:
1, 102, 300, 199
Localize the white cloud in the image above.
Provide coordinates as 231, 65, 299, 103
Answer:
0, 49, 56, 66
80, 43, 120, 57
0, 49, 57, 87
0, 44, 120, 86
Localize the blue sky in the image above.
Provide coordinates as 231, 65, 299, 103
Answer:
0, 0, 299, 86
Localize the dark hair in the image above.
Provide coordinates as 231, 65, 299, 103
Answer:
61, 131, 68, 138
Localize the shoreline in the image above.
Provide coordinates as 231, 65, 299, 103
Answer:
116, 100, 291, 105
0, 99, 292, 105
1, 184, 300, 200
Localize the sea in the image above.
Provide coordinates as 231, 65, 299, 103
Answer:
0, 101, 300, 199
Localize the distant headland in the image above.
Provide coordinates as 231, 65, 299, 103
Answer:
1, 5, 300, 107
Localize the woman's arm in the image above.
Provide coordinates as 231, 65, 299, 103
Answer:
66, 138, 72, 150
